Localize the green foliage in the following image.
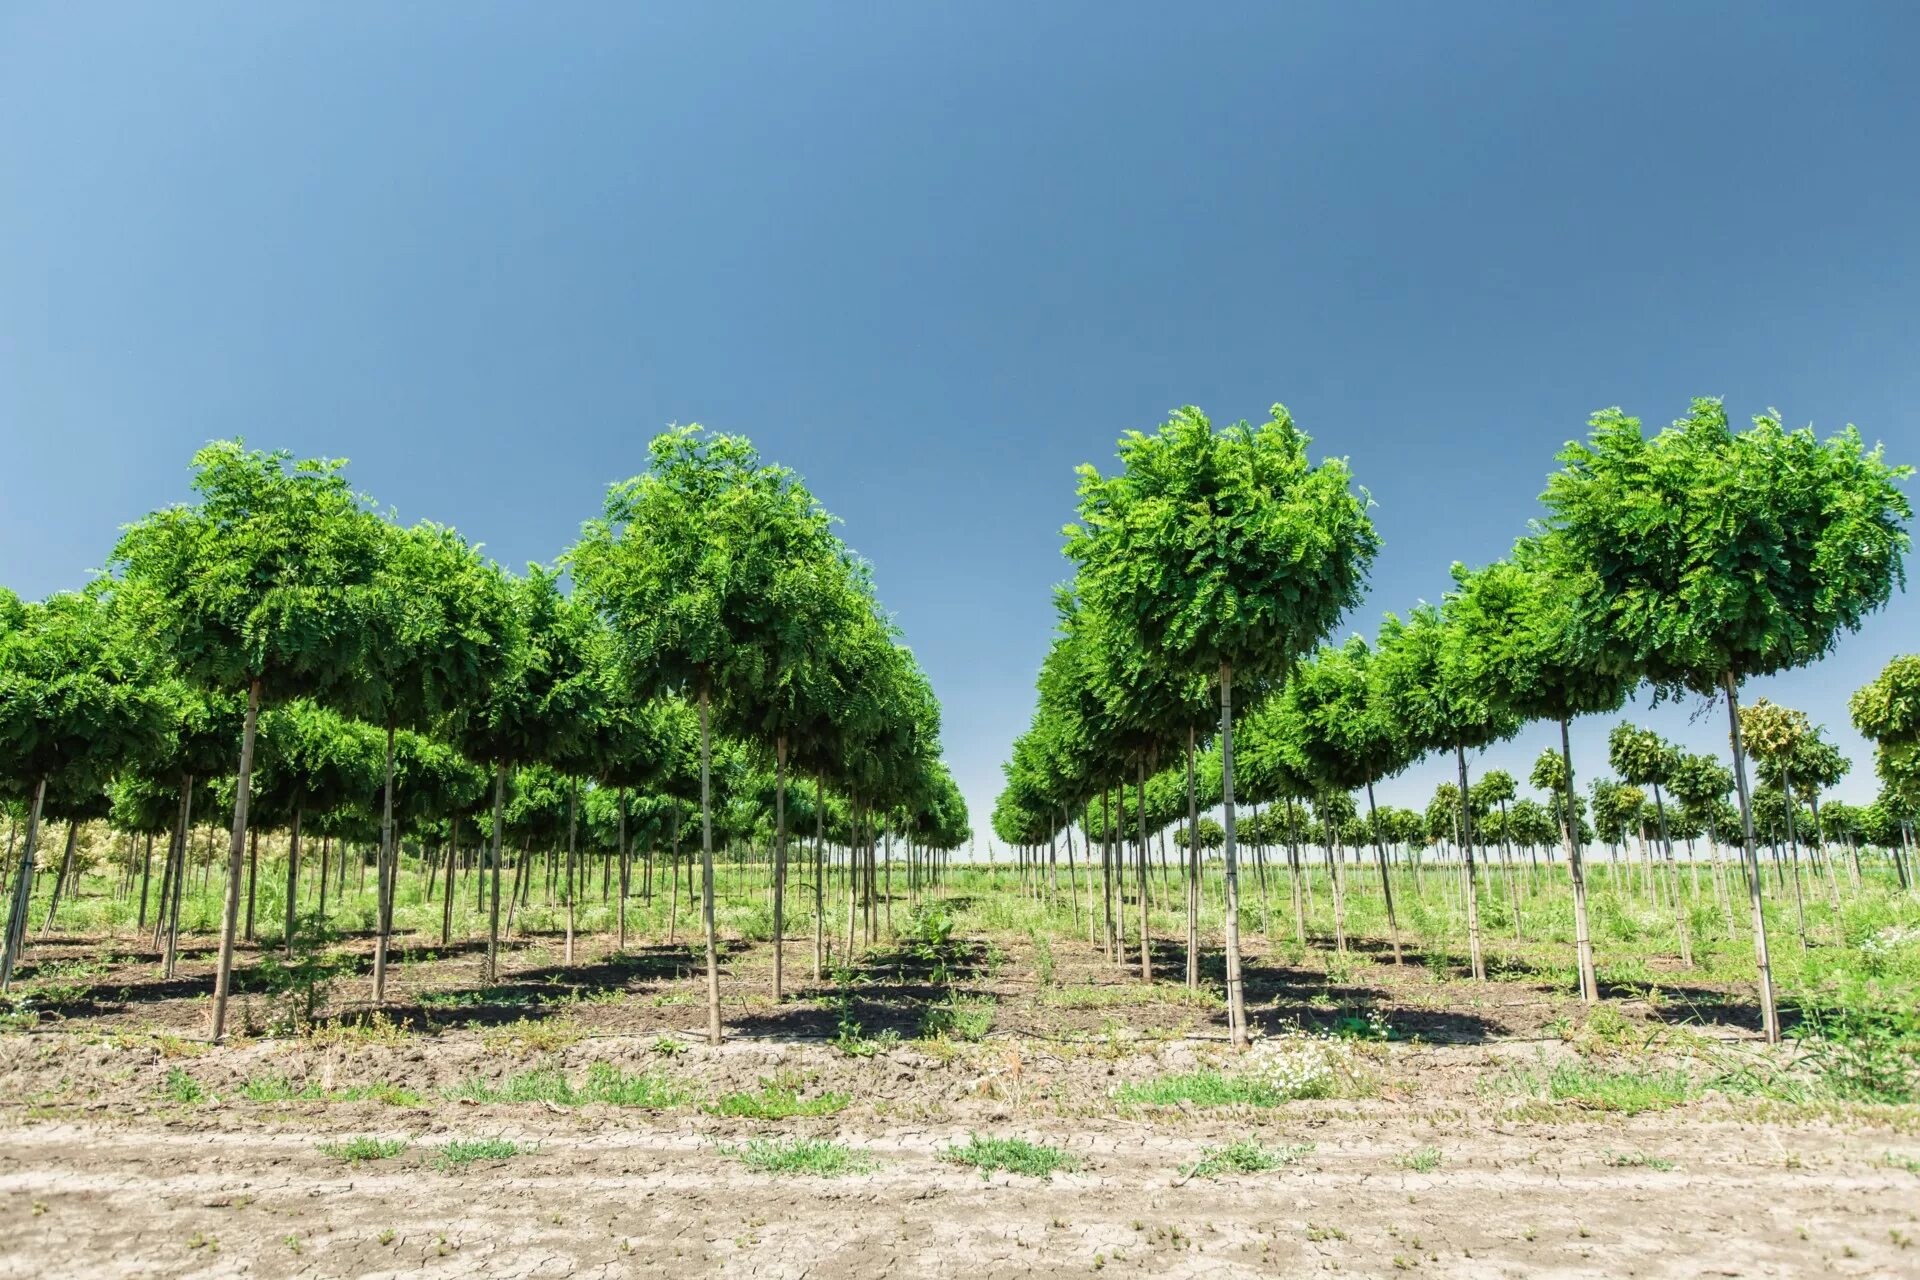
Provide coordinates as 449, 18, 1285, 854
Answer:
942, 1133, 1081, 1179
1064, 404, 1379, 693
1395, 1145, 1443, 1172
1542, 399, 1911, 695
111, 441, 386, 700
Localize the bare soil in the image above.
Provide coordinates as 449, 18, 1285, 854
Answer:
2, 929, 1916, 1278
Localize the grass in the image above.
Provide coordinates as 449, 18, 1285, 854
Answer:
708, 1077, 850, 1120
1547, 1062, 1694, 1113
161, 1068, 205, 1104
444, 1063, 691, 1109
1111, 1067, 1308, 1108
942, 1134, 1080, 1179
1601, 1149, 1675, 1170
430, 1138, 532, 1171
317, 1136, 407, 1165
1396, 1145, 1442, 1173
723, 1137, 876, 1177
1181, 1140, 1314, 1179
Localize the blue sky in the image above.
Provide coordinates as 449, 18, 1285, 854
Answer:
3, 4, 1916, 838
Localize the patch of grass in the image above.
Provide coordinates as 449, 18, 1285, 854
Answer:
1111, 1066, 1315, 1108
709, 1077, 849, 1120
331, 1082, 425, 1107
1044, 983, 1221, 1010
240, 1075, 323, 1102
160, 1068, 206, 1104
1547, 1062, 1694, 1114
430, 1138, 531, 1170
1396, 1145, 1442, 1173
1885, 1151, 1920, 1175
1601, 1149, 1675, 1170
1181, 1140, 1314, 1179
444, 1063, 691, 1109
942, 1133, 1081, 1180
480, 1016, 584, 1054
921, 993, 995, 1042
723, 1137, 875, 1177
317, 1136, 407, 1165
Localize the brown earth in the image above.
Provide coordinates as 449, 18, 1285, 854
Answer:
1, 930, 1915, 1277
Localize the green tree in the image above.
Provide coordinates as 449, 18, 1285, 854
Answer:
1542, 399, 1911, 1041
111, 442, 386, 1039
573, 425, 852, 1043
445, 565, 599, 982
1607, 724, 1694, 965
1, 589, 171, 989
1065, 404, 1378, 1047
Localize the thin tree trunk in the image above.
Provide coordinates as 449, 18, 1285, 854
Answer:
283, 806, 303, 950
1365, 779, 1402, 963
698, 685, 722, 1046
772, 736, 787, 1002
1218, 662, 1248, 1049
441, 816, 459, 947
1454, 743, 1485, 982
1136, 758, 1150, 982
1650, 784, 1693, 966
0, 777, 48, 991
485, 762, 507, 983
38, 824, 78, 937
1723, 673, 1779, 1044
564, 780, 579, 966
1185, 729, 1200, 988
210, 678, 263, 1042
371, 722, 398, 1004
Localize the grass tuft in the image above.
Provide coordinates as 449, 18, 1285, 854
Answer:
942, 1133, 1080, 1179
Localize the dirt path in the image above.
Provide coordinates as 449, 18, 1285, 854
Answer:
3, 1109, 1915, 1279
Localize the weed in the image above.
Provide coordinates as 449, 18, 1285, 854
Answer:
160, 1068, 205, 1104
1396, 1146, 1442, 1173
1181, 1140, 1314, 1179
430, 1138, 531, 1170
1601, 1149, 1675, 1170
942, 1133, 1080, 1179
709, 1076, 849, 1120
445, 1063, 691, 1109
317, 1136, 407, 1165
723, 1137, 876, 1177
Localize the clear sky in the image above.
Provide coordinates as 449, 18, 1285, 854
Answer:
3, 4, 1916, 838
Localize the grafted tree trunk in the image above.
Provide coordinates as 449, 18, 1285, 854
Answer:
1723, 673, 1779, 1044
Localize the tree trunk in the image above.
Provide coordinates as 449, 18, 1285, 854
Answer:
441, 816, 459, 948
1185, 729, 1200, 989
38, 824, 78, 938
1453, 743, 1485, 981
564, 780, 580, 966
485, 762, 507, 983
813, 776, 826, 981
137, 832, 156, 935
1554, 719, 1598, 1001
1218, 662, 1248, 1049
698, 685, 722, 1046
371, 722, 398, 1004
1136, 758, 1150, 982
1650, 784, 1692, 966
210, 678, 263, 1042
1365, 780, 1402, 963
1722, 672, 1779, 1044
283, 806, 303, 950
0, 777, 48, 991
772, 736, 788, 1002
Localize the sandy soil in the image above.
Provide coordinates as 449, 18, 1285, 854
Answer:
1, 1029, 1916, 1280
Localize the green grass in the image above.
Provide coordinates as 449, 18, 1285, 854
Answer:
237, 1075, 424, 1106
1396, 1145, 1442, 1173
1547, 1063, 1694, 1114
708, 1078, 850, 1120
942, 1134, 1081, 1179
724, 1137, 876, 1177
1181, 1140, 1313, 1179
430, 1138, 532, 1170
444, 1063, 691, 1109
1110, 1068, 1293, 1108
160, 1068, 205, 1104
1885, 1152, 1920, 1175
317, 1136, 407, 1165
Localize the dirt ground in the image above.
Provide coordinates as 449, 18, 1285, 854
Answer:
1, 928, 1916, 1278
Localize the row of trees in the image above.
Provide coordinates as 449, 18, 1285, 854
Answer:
1, 430, 967, 1042
998, 398, 1911, 1044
